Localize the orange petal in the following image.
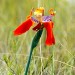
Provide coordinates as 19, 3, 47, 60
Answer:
14, 18, 33, 36
44, 21, 55, 45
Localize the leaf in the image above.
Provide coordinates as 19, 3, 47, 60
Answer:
31, 29, 43, 50
24, 29, 43, 75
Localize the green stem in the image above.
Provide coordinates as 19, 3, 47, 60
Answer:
24, 48, 33, 75
24, 29, 43, 75
52, 49, 54, 75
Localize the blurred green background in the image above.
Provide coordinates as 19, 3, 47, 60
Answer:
0, 0, 75, 75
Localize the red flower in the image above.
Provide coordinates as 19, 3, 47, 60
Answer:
13, 18, 55, 46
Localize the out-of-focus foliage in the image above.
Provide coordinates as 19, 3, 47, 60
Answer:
0, 0, 75, 75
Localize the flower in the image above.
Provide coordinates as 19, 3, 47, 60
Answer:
32, 20, 55, 45
13, 8, 55, 46
49, 8, 56, 16
34, 7, 44, 16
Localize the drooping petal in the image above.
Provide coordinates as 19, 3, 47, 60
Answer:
44, 21, 55, 45
14, 18, 33, 35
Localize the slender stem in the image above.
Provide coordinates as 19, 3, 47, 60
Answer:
40, 38, 43, 75
38, 0, 43, 74
52, 49, 54, 75
38, 0, 44, 8
52, 0, 56, 74
38, 0, 40, 7
24, 48, 33, 75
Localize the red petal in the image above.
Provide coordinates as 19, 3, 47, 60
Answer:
32, 23, 41, 31
44, 21, 55, 45
14, 18, 33, 36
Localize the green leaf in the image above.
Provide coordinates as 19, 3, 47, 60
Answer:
24, 29, 43, 75
31, 29, 43, 49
